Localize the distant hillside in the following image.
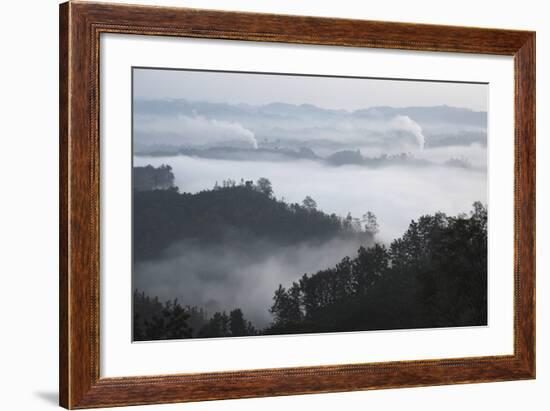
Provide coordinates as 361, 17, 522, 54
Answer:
135, 99, 486, 127
134, 99, 487, 155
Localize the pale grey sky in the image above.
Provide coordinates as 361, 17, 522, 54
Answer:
133, 67, 488, 112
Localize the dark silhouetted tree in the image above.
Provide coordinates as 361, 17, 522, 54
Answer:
137, 297, 192, 341
133, 164, 175, 191
199, 312, 230, 338
229, 309, 257, 337
362, 211, 379, 235
255, 177, 273, 197
302, 196, 317, 211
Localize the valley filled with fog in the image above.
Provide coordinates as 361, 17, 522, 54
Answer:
134, 154, 486, 243
134, 157, 485, 328
132, 70, 488, 338
134, 96, 487, 243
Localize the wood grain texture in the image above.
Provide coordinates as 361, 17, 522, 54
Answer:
59, 2, 69, 407
59, 1, 536, 408
514, 34, 536, 376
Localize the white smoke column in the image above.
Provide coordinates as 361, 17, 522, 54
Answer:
207, 117, 258, 149
391, 115, 425, 150
136, 113, 259, 149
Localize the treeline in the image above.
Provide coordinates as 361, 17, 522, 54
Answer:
134, 174, 374, 261
135, 146, 477, 170
133, 203, 487, 340
326, 150, 431, 167
133, 164, 175, 191
133, 290, 256, 341
266, 202, 487, 334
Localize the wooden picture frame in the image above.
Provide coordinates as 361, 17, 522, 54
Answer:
59, 1, 535, 408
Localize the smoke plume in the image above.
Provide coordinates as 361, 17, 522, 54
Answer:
390, 115, 426, 150
135, 113, 258, 149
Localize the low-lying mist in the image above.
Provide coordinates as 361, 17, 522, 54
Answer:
134, 235, 370, 328
134, 149, 487, 242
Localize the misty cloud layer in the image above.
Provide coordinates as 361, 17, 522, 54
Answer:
134, 99, 487, 156
132, 70, 488, 331
135, 236, 370, 328
135, 155, 486, 243
135, 113, 258, 149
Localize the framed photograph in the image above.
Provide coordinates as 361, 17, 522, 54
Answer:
59, 2, 535, 409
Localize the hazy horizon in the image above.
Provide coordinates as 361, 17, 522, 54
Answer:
134, 68, 488, 112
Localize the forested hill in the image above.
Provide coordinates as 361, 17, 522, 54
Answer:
133, 202, 488, 340
267, 202, 488, 334
134, 177, 373, 261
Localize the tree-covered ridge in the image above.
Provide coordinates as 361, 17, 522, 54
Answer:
133, 290, 257, 341
133, 202, 487, 340
133, 164, 175, 191
267, 202, 487, 334
133, 175, 373, 261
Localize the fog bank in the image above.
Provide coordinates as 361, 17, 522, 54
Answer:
135, 154, 486, 243
135, 236, 370, 328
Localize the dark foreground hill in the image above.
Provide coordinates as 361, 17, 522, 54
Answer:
133, 180, 487, 340
266, 202, 487, 335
